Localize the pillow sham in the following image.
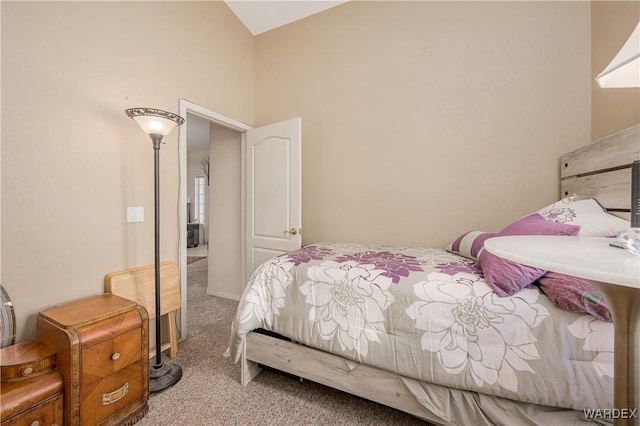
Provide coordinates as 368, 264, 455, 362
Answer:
537, 272, 612, 322
537, 197, 629, 237
477, 213, 580, 297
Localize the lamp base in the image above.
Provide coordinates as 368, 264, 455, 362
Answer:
149, 361, 183, 394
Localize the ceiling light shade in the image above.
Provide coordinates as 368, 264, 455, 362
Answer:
596, 21, 640, 88
125, 107, 185, 136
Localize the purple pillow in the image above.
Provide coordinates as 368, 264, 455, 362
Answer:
538, 272, 612, 322
477, 213, 580, 297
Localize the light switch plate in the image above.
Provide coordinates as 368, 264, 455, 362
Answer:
127, 207, 144, 223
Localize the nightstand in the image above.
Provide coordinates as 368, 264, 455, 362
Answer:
1, 340, 63, 426
485, 235, 640, 426
37, 294, 149, 426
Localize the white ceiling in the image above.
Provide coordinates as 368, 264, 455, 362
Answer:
188, 1, 348, 152
225, 0, 347, 35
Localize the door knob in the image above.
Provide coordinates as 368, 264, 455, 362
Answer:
284, 228, 300, 235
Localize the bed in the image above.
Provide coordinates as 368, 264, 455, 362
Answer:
228, 124, 640, 426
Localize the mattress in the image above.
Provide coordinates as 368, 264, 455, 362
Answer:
229, 242, 613, 413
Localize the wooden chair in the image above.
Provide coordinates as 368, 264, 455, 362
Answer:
105, 261, 180, 359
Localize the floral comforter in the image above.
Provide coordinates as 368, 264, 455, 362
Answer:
229, 242, 613, 411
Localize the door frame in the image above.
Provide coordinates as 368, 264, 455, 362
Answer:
177, 98, 252, 339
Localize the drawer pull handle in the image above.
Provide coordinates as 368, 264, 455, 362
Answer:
29, 420, 41, 426
22, 367, 34, 376
111, 352, 121, 361
102, 382, 129, 405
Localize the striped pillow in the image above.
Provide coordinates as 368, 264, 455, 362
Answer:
447, 230, 495, 261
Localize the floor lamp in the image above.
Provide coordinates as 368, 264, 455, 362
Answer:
125, 107, 185, 393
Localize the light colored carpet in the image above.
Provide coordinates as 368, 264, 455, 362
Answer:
136, 258, 429, 425
186, 256, 207, 265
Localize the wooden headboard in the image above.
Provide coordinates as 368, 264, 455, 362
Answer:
560, 124, 639, 220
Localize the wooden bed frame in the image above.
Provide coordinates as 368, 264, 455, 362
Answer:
560, 124, 639, 220
239, 124, 640, 425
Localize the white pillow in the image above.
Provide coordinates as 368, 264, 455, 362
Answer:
537, 198, 629, 237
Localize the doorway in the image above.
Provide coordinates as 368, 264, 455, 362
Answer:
177, 99, 251, 339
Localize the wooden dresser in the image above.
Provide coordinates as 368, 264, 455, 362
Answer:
36, 294, 149, 426
1, 340, 63, 426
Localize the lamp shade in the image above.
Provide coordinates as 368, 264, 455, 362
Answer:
596, 21, 640, 88
125, 108, 185, 136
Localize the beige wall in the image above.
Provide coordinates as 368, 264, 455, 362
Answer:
256, 1, 592, 248
207, 124, 242, 300
4, 0, 623, 342
591, 1, 640, 142
1, 1, 254, 341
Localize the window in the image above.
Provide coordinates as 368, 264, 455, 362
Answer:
194, 176, 206, 224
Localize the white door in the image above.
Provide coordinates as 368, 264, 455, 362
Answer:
246, 118, 302, 279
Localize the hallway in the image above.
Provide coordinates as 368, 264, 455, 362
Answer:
186, 244, 208, 257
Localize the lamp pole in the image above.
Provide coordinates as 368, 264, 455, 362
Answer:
152, 133, 163, 369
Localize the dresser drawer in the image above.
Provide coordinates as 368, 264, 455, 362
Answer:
0, 394, 63, 426
82, 327, 141, 388
78, 310, 142, 348
81, 361, 143, 425
1, 341, 56, 383
1, 368, 63, 426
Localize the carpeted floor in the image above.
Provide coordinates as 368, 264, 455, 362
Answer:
186, 256, 207, 265
136, 258, 430, 425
